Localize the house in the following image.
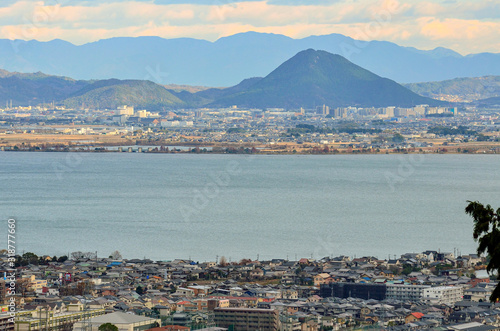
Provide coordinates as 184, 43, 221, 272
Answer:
187, 286, 211, 297
313, 273, 334, 286
405, 312, 424, 324
173, 288, 194, 298
282, 289, 298, 300
249, 268, 264, 278
463, 285, 494, 302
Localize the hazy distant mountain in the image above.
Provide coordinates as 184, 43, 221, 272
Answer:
196, 77, 263, 100
0, 70, 87, 106
0, 69, 10, 78
64, 79, 184, 110
0, 69, 183, 109
163, 84, 213, 93
166, 77, 263, 108
1, 32, 500, 86
210, 49, 440, 109
476, 96, 500, 107
404, 76, 500, 101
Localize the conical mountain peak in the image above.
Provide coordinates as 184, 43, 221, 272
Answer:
211, 49, 439, 109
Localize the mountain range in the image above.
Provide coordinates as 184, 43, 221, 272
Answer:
1, 32, 500, 86
404, 76, 500, 101
0, 49, 441, 109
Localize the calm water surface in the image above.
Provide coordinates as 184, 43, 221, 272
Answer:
1, 152, 498, 261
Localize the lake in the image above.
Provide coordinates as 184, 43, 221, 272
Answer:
1, 152, 498, 262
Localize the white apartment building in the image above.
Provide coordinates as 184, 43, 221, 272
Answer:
117, 105, 134, 115
386, 284, 431, 302
161, 120, 193, 127
422, 286, 464, 305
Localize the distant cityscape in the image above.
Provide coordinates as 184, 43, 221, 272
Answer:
1, 102, 499, 155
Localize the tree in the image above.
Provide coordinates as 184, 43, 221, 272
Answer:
465, 201, 500, 302
83, 251, 97, 259
136, 286, 144, 295
71, 251, 84, 260
477, 134, 489, 142
21, 252, 39, 265
58, 255, 68, 263
109, 250, 122, 260
76, 280, 94, 296
15, 278, 30, 296
72, 251, 96, 260
219, 256, 228, 267
392, 133, 405, 143
98, 323, 118, 331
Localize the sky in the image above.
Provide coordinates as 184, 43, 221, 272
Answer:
0, 0, 499, 55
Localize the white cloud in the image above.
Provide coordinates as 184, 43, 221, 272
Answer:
419, 17, 500, 44
0, 0, 498, 54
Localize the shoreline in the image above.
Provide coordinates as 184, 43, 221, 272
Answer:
2, 130, 500, 155
1, 148, 499, 155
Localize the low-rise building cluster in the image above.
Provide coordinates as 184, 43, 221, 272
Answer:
1, 250, 499, 330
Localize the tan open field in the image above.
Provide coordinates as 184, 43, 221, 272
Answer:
1, 131, 499, 154
0, 133, 130, 147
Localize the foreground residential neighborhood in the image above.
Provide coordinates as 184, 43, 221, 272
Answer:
1, 250, 499, 330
